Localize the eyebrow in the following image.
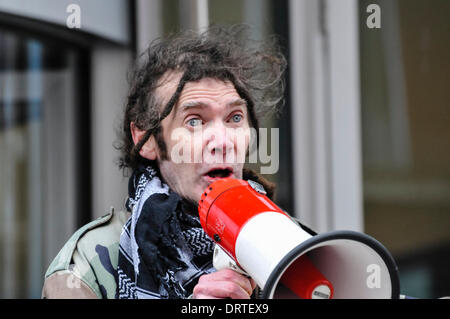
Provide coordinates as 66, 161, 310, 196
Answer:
178, 98, 248, 114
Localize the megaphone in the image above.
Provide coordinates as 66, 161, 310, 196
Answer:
198, 178, 400, 299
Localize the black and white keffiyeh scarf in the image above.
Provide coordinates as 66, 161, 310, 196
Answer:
116, 165, 216, 299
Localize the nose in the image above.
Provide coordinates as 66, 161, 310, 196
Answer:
204, 121, 235, 163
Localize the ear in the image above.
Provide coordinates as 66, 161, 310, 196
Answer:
130, 122, 158, 161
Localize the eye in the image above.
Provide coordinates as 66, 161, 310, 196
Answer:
187, 118, 202, 127
231, 114, 243, 123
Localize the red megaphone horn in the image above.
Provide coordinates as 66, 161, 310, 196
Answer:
198, 178, 333, 299
198, 178, 400, 299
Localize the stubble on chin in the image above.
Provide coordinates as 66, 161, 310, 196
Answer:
158, 161, 201, 202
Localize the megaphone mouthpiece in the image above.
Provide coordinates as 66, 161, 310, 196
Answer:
281, 255, 334, 299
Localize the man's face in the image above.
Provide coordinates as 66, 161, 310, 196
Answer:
136, 73, 251, 203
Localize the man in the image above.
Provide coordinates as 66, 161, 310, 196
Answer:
42, 25, 286, 299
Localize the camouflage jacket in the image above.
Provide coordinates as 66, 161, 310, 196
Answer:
42, 208, 130, 299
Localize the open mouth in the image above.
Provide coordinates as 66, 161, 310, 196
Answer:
205, 167, 233, 179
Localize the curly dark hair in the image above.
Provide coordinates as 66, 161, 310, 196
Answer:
117, 24, 287, 172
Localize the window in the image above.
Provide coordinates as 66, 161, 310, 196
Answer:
0, 28, 90, 298
360, 0, 450, 298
